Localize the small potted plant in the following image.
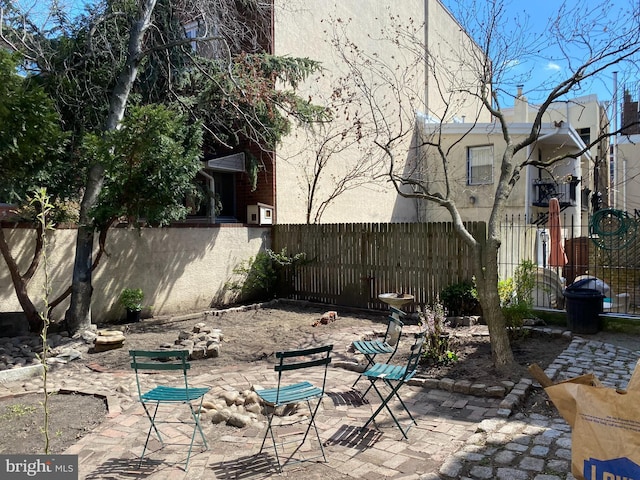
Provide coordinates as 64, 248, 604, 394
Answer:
118, 288, 144, 323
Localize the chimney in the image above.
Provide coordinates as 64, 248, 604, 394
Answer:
514, 85, 528, 122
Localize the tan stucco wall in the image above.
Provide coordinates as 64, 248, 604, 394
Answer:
425, 1, 492, 124
0, 226, 270, 323
272, 0, 488, 224
616, 135, 640, 214
503, 94, 609, 210
418, 125, 580, 224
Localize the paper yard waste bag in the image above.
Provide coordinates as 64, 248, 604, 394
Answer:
541, 360, 640, 480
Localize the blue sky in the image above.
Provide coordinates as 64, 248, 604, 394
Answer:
442, 0, 638, 109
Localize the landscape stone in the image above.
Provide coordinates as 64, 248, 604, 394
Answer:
209, 409, 232, 424
439, 378, 455, 391
227, 412, 252, 428
221, 391, 239, 406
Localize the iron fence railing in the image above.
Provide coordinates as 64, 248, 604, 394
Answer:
499, 212, 640, 316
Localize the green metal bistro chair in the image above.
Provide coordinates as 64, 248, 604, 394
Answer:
351, 308, 405, 392
129, 350, 210, 471
359, 331, 426, 439
254, 344, 333, 472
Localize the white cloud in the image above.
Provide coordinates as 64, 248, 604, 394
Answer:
545, 62, 561, 71
503, 59, 521, 69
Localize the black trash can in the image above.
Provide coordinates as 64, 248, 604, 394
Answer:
563, 287, 604, 334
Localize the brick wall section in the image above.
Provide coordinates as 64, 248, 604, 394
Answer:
236, 147, 275, 223
622, 91, 640, 135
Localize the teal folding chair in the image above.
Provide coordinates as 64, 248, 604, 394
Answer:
352, 308, 405, 392
129, 350, 210, 471
360, 331, 426, 439
254, 344, 333, 472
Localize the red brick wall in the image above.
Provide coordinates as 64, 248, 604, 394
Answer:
236, 147, 275, 223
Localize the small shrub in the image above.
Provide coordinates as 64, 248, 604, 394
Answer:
499, 260, 536, 330
418, 297, 458, 366
514, 260, 536, 306
440, 280, 479, 316
118, 288, 144, 312
226, 248, 306, 302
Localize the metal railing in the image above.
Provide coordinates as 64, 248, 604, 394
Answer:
499, 212, 640, 316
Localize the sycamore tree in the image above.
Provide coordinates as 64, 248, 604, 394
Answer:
1, 0, 326, 334
327, 1, 640, 369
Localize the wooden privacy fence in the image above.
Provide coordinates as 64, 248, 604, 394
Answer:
272, 222, 486, 311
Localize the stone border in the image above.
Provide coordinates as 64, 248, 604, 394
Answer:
494, 327, 573, 417
0, 389, 114, 416
0, 364, 44, 384
337, 325, 573, 419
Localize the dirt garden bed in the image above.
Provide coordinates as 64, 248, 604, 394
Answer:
78, 301, 570, 378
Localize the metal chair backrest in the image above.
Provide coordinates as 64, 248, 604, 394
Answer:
273, 344, 333, 404
403, 331, 426, 379
384, 316, 404, 347
130, 350, 192, 397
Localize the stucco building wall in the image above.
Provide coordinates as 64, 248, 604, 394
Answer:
272, 0, 488, 224
418, 123, 584, 227
616, 134, 640, 215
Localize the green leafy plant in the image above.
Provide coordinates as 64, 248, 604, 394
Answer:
118, 288, 144, 312
440, 280, 479, 316
498, 277, 515, 306
499, 260, 536, 330
419, 297, 458, 365
1, 403, 36, 420
226, 248, 307, 302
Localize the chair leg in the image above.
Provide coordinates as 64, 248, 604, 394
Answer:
259, 397, 327, 473
139, 399, 210, 472
306, 398, 328, 463
285, 398, 327, 467
387, 381, 417, 426
358, 377, 376, 399
352, 353, 375, 389
139, 402, 163, 467
362, 380, 416, 439
184, 397, 209, 471
259, 410, 283, 472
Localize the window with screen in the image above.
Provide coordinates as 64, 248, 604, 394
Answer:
467, 145, 494, 185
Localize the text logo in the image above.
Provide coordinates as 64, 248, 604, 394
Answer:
584, 456, 640, 480
0, 455, 78, 480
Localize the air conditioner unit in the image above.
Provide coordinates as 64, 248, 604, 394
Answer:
247, 203, 274, 225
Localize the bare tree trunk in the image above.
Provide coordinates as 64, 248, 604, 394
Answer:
0, 228, 43, 332
65, 224, 97, 333
473, 239, 515, 370
48, 223, 111, 320
65, 0, 158, 335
